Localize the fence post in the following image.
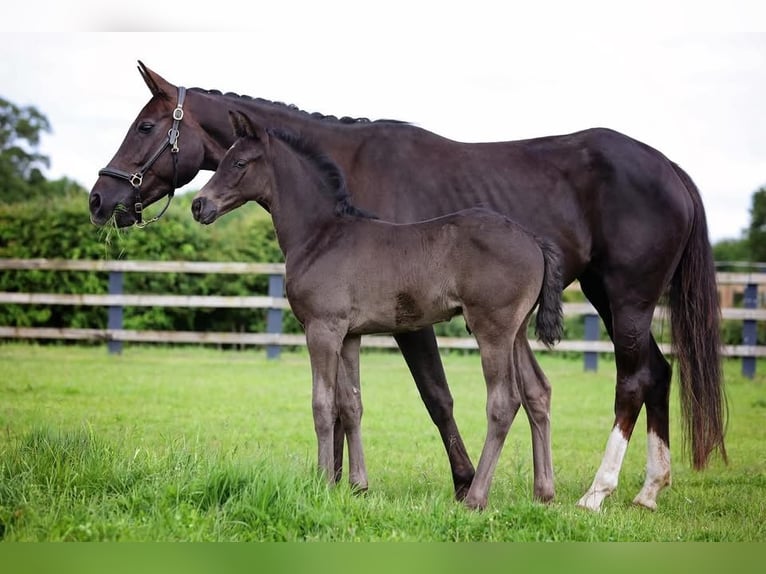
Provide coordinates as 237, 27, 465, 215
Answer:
583, 312, 599, 372
742, 282, 757, 379
266, 273, 285, 359
107, 270, 123, 355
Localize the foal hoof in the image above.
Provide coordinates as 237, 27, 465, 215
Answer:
350, 482, 369, 496
462, 496, 487, 511
533, 487, 555, 504
631, 494, 658, 511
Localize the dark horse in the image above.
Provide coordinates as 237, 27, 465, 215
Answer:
191, 111, 563, 510
89, 62, 726, 511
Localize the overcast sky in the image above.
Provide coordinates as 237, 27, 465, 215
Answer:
2, 1, 765, 242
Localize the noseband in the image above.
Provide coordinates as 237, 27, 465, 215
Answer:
98, 86, 187, 227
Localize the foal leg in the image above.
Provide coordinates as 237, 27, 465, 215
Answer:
464, 326, 523, 510
305, 322, 344, 482
515, 334, 555, 502
333, 417, 344, 483
394, 328, 475, 500
336, 335, 368, 492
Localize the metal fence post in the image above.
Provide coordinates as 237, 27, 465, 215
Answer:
742, 282, 757, 379
266, 273, 285, 359
107, 270, 123, 355
584, 313, 599, 372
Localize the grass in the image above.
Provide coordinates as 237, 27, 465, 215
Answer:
0, 342, 764, 541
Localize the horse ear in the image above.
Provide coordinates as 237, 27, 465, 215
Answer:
137, 60, 174, 100
228, 111, 267, 142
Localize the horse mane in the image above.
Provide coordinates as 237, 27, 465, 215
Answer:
268, 128, 379, 220
189, 88, 408, 126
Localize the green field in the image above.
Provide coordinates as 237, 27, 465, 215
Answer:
0, 342, 764, 541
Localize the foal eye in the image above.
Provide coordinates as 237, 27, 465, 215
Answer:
138, 122, 154, 134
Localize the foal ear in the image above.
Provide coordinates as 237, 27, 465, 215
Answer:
137, 60, 174, 100
228, 111, 268, 142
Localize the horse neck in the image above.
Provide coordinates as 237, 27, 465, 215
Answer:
268, 146, 341, 256
191, 90, 361, 169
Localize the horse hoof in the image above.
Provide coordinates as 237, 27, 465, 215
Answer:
453, 472, 475, 502
454, 483, 471, 502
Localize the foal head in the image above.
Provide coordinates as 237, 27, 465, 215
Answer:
192, 111, 275, 224
192, 111, 376, 225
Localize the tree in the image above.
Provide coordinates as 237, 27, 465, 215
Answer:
0, 96, 52, 201
747, 186, 766, 262
713, 238, 750, 263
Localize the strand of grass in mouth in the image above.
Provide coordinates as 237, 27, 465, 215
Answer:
98, 205, 129, 259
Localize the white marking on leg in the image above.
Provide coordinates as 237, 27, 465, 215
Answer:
577, 426, 629, 511
632, 430, 671, 510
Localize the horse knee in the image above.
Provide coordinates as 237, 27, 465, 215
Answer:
312, 396, 337, 436
487, 396, 521, 436
524, 379, 551, 419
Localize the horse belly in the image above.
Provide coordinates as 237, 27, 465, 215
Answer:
348, 287, 458, 336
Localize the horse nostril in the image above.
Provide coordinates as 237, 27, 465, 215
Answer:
191, 197, 204, 220
89, 192, 101, 211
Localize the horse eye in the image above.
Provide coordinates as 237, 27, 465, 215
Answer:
234, 159, 247, 169
138, 122, 154, 134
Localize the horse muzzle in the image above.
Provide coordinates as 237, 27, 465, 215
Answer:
191, 196, 219, 225
88, 188, 140, 228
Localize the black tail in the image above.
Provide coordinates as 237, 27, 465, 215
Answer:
535, 239, 564, 347
669, 162, 727, 469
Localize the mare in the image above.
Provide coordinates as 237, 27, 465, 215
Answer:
191, 111, 564, 510
89, 62, 726, 510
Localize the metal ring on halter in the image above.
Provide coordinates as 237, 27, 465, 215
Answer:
129, 173, 143, 188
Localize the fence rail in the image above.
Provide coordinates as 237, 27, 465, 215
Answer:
1, 258, 764, 376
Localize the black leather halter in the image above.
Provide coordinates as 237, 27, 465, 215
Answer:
98, 86, 187, 227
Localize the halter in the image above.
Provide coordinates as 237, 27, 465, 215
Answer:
98, 86, 187, 227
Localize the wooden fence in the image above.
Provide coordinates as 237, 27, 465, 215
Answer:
1, 258, 765, 377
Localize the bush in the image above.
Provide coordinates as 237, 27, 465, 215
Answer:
0, 190, 303, 336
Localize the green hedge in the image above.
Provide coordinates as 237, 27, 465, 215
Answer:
0, 190, 757, 347
0, 191, 304, 336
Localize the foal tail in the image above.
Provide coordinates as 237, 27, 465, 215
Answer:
534, 239, 564, 348
669, 162, 728, 469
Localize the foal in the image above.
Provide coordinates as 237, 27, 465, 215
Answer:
192, 111, 563, 510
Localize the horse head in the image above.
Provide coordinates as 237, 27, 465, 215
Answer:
89, 62, 206, 227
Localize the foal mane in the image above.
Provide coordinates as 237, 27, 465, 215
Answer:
268, 129, 378, 220
191, 88, 408, 126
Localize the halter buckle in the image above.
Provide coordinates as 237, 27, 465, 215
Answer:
168, 128, 181, 153
173, 107, 184, 121
129, 173, 143, 188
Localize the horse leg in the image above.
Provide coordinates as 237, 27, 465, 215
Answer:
337, 335, 368, 492
632, 341, 672, 510
305, 322, 344, 483
394, 328, 475, 500
579, 273, 672, 511
463, 321, 523, 510
576, 301, 655, 511
515, 333, 555, 502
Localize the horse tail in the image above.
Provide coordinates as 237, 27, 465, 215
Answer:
534, 238, 564, 347
669, 162, 728, 469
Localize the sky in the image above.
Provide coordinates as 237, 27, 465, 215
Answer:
2, 1, 765, 242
